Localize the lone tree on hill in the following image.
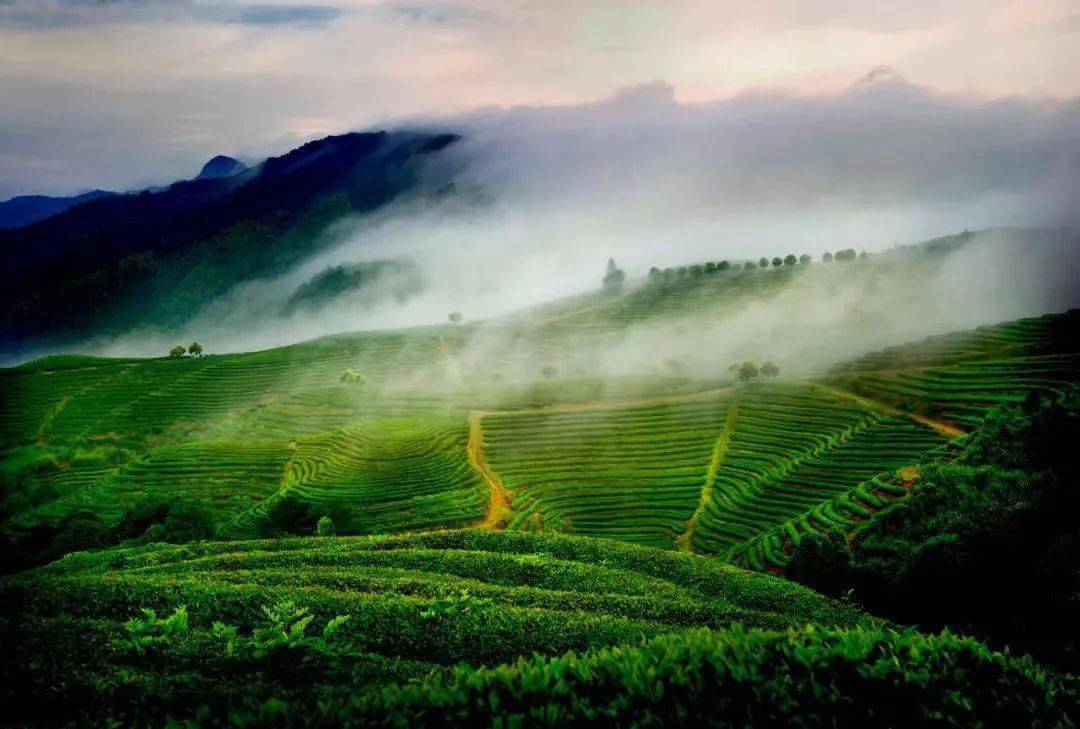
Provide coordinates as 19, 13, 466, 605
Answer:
729, 360, 759, 382
771, 257, 783, 268
822, 251, 834, 263
339, 368, 367, 384
169, 345, 186, 359
602, 258, 626, 292
800, 254, 812, 265
784, 254, 797, 266
188, 342, 203, 358
758, 257, 769, 268
761, 361, 780, 379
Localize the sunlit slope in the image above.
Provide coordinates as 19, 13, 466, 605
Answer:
831, 310, 1080, 428
689, 387, 943, 556
731, 310, 1080, 571
226, 416, 487, 537
482, 392, 735, 548
2, 254, 1077, 556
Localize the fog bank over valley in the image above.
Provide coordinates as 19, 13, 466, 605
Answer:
67, 74, 1080, 376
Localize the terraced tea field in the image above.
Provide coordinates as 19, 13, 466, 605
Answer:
2, 258, 1077, 565
481, 391, 736, 547
250, 416, 486, 537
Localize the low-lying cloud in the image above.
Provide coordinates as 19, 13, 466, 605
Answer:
75, 76, 1080, 380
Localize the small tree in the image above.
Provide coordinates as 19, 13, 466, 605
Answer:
603, 258, 626, 292
758, 257, 769, 268
169, 345, 186, 359
822, 251, 834, 263
448, 312, 463, 323
662, 268, 675, 282
339, 368, 367, 385
188, 342, 203, 358
761, 361, 780, 379
859, 250, 869, 260
799, 254, 812, 265
648, 266, 662, 283
744, 261, 755, 271
784, 254, 797, 266
771, 257, 782, 268
718, 260, 730, 271
689, 264, 704, 276
733, 360, 759, 382
316, 516, 335, 537
704, 262, 717, 274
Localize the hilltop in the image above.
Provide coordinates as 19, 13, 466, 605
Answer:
0, 130, 459, 355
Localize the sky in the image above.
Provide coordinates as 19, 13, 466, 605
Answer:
1, 0, 1079, 199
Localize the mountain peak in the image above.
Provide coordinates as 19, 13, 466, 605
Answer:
196, 155, 248, 180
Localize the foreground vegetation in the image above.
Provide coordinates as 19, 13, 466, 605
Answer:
4, 529, 1076, 726
784, 393, 1080, 670
1, 530, 869, 725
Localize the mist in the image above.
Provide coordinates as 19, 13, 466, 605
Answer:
77, 73, 1080, 383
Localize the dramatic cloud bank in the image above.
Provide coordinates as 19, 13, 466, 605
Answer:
2, 0, 1077, 198
84, 74, 1080, 368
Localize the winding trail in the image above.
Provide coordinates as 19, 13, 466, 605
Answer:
675, 403, 739, 552
467, 410, 511, 529
817, 384, 965, 440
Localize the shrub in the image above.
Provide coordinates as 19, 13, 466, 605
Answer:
121, 606, 189, 655
339, 368, 367, 384
785, 531, 853, 598
316, 515, 335, 537
348, 626, 1077, 727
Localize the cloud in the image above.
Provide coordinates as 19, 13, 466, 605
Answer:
234, 5, 341, 27
0, 0, 342, 29
388, 3, 491, 27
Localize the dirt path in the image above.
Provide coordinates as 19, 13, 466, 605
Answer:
467, 410, 511, 529
675, 404, 738, 552
817, 384, 965, 439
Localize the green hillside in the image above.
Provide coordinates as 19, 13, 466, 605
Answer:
2, 253, 1077, 566
2, 254, 1078, 724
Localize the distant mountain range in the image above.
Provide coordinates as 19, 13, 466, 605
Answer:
0, 189, 117, 229
0, 155, 249, 231
0, 131, 459, 355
